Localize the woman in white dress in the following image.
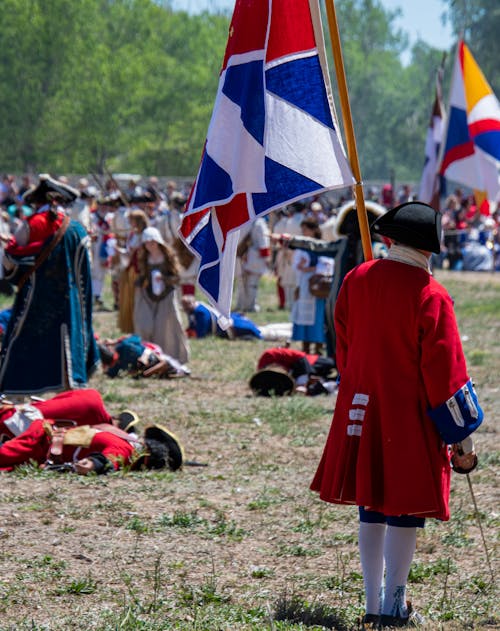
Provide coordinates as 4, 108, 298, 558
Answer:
133, 227, 189, 364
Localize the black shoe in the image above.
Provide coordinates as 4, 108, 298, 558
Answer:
379, 603, 424, 628
307, 380, 328, 396
117, 410, 140, 433
362, 613, 380, 629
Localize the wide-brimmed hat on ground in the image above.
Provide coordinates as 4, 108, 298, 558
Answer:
134, 424, 184, 471
249, 366, 295, 397
117, 410, 140, 433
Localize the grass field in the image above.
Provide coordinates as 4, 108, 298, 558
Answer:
0, 270, 498, 630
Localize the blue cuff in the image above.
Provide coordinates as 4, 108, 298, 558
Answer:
428, 379, 483, 444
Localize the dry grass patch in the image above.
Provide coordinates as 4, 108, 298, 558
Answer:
0, 271, 498, 629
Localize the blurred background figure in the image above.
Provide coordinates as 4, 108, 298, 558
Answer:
234, 217, 271, 313
290, 219, 327, 355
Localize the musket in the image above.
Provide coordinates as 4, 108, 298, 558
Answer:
44, 461, 76, 473
90, 171, 106, 195
104, 166, 131, 208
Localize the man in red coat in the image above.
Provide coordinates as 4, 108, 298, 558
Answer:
310, 202, 483, 628
0, 417, 136, 474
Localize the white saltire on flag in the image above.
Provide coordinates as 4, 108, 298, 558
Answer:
180, 0, 354, 316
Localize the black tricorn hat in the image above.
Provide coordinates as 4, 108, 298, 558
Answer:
134, 424, 184, 471
169, 191, 187, 207
129, 190, 158, 205
249, 366, 295, 397
371, 201, 442, 254
288, 201, 306, 213
333, 200, 386, 239
97, 192, 127, 207
23, 174, 80, 205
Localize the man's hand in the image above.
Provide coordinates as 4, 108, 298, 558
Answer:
142, 359, 171, 377
451, 440, 478, 474
74, 458, 96, 475
271, 233, 291, 245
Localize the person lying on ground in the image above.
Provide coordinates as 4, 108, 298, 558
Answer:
181, 295, 262, 340
0, 388, 183, 474
249, 346, 337, 396
97, 334, 190, 378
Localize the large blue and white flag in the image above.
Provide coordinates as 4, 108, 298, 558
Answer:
180, 0, 354, 316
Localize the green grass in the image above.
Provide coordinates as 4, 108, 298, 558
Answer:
0, 271, 498, 630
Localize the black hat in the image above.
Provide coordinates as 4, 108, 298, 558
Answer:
97, 192, 127, 207
333, 200, 386, 239
129, 190, 158, 205
170, 191, 187, 208
288, 201, 306, 213
371, 201, 442, 254
23, 174, 80, 205
249, 366, 295, 397
134, 424, 184, 471
97, 342, 116, 366
117, 410, 140, 433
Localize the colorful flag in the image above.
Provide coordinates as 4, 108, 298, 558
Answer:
180, 0, 354, 316
418, 64, 445, 208
438, 40, 500, 201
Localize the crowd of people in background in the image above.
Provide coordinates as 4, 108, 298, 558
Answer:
0, 174, 488, 626
0, 173, 499, 378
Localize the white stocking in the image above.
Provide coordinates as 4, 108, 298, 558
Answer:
382, 525, 417, 617
358, 521, 386, 615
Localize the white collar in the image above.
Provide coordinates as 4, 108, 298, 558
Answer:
386, 244, 431, 273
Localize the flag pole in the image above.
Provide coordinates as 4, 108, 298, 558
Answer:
323, 0, 373, 261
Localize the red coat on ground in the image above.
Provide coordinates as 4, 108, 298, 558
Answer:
257, 347, 319, 371
310, 259, 470, 521
0, 419, 134, 471
0, 389, 113, 440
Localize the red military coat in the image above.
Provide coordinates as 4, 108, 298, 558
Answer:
6, 209, 65, 256
310, 259, 470, 521
257, 347, 319, 371
0, 419, 134, 471
0, 389, 113, 440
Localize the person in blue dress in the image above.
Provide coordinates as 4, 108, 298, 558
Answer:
290, 219, 327, 355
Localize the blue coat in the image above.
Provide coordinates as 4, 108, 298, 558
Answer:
189, 302, 262, 339
0, 218, 99, 394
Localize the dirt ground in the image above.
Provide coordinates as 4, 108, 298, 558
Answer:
0, 270, 498, 629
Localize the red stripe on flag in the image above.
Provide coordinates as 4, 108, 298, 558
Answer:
214, 194, 250, 247
222, 0, 269, 70
468, 119, 500, 137
440, 141, 475, 174
459, 40, 465, 73
266, 0, 316, 63
180, 208, 209, 239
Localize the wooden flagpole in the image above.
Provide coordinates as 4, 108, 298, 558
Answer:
324, 0, 373, 261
